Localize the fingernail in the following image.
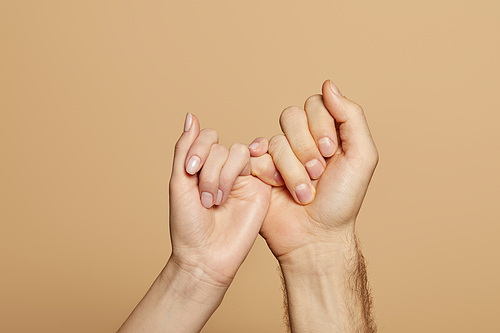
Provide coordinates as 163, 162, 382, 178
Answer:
318, 137, 335, 157
184, 113, 193, 132
274, 171, 284, 184
186, 155, 201, 175
329, 80, 342, 96
215, 189, 223, 205
305, 159, 325, 179
295, 183, 314, 204
249, 142, 259, 150
201, 192, 214, 208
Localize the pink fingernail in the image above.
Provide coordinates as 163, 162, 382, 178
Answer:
295, 183, 314, 204
249, 142, 259, 150
201, 192, 214, 208
186, 155, 201, 175
274, 171, 284, 184
305, 159, 325, 179
215, 189, 223, 205
318, 137, 335, 157
329, 80, 342, 96
184, 113, 193, 132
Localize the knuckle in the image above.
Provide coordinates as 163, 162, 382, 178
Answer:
173, 141, 183, 157
211, 143, 228, 156
295, 142, 316, 158
169, 176, 186, 195
199, 176, 219, 191
280, 106, 305, 125
304, 94, 323, 110
358, 146, 379, 170
200, 128, 219, 142
168, 177, 177, 192
370, 147, 380, 167
218, 172, 232, 188
350, 102, 364, 115
230, 143, 249, 157
262, 153, 274, 164
268, 134, 287, 153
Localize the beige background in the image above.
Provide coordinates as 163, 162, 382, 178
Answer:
1, 0, 499, 332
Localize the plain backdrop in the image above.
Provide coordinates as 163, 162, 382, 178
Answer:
1, 1, 499, 332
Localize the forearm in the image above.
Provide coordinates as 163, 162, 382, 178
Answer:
278, 227, 376, 333
118, 256, 227, 333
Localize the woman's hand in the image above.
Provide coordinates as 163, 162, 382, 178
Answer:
169, 113, 272, 287
119, 114, 272, 333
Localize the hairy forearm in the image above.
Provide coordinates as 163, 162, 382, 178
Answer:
118, 257, 227, 333
278, 228, 376, 333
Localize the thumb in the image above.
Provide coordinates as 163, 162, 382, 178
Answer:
321, 80, 377, 159
170, 113, 201, 187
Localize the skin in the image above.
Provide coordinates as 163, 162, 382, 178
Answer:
119, 79, 378, 332
250, 80, 379, 332
250, 80, 378, 259
118, 114, 271, 332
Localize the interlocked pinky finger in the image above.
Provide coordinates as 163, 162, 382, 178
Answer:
248, 137, 269, 157
217, 143, 251, 205
250, 154, 284, 187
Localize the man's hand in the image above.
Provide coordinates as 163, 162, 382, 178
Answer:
250, 80, 378, 332
251, 79, 378, 261
119, 114, 272, 332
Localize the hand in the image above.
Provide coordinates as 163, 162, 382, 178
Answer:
169, 113, 272, 287
119, 114, 272, 333
249, 80, 379, 332
250, 80, 378, 262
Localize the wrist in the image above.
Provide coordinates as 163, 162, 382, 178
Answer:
277, 225, 358, 276
160, 256, 229, 308
168, 249, 236, 287
276, 225, 375, 332
118, 256, 229, 332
